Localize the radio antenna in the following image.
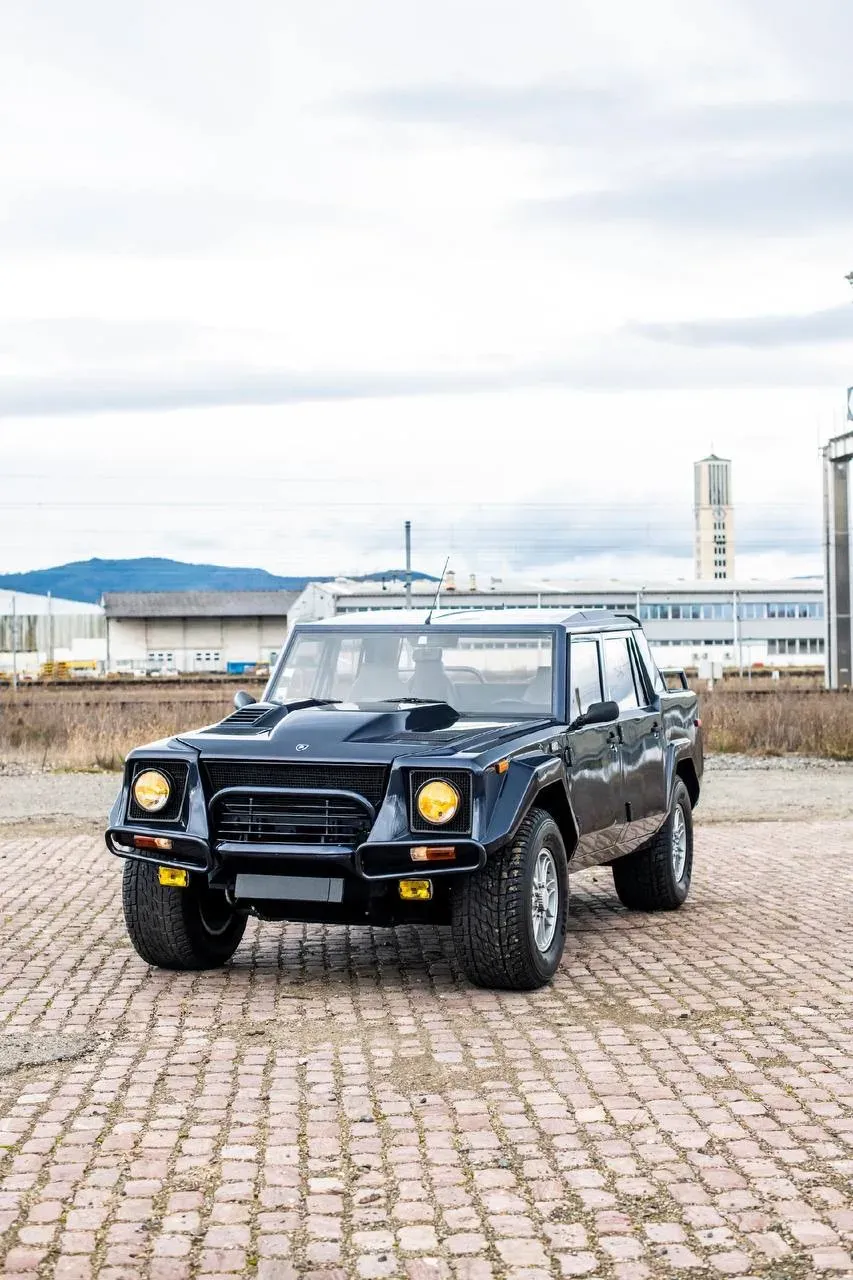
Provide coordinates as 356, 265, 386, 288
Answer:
424, 557, 450, 625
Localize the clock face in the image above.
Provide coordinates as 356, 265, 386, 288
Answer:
848, 386, 853, 420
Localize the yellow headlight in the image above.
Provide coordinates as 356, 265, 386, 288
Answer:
416, 779, 460, 826
133, 769, 171, 813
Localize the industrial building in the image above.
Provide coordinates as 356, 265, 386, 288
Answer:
2, 570, 827, 679
102, 591, 299, 674
0, 589, 105, 678
694, 454, 735, 580
296, 574, 824, 671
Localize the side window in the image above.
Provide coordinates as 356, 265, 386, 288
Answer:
603, 636, 640, 711
569, 638, 603, 717
633, 629, 665, 696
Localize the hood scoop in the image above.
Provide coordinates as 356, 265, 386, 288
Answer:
202, 702, 280, 733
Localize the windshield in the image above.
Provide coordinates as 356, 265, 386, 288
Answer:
268, 629, 555, 718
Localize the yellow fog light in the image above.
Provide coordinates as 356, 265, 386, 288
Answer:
158, 866, 188, 888
399, 879, 432, 901
133, 769, 171, 813
415, 779, 460, 826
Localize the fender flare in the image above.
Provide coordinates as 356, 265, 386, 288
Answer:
481, 754, 580, 855
665, 738, 700, 809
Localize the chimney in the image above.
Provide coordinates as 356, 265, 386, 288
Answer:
445, 569, 456, 592
469, 573, 477, 592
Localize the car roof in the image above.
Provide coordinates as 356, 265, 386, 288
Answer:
296, 607, 640, 632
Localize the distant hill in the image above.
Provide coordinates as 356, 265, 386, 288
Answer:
0, 558, 436, 605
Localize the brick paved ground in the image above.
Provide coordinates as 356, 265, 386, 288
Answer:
0, 823, 851, 1280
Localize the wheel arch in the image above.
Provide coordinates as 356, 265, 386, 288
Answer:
531, 781, 579, 859
675, 757, 700, 809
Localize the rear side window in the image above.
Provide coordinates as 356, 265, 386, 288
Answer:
569, 638, 603, 717
603, 636, 640, 710
633, 629, 666, 696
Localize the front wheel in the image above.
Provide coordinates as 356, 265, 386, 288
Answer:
451, 808, 569, 990
612, 778, 693, 911
122, 861, 247, 970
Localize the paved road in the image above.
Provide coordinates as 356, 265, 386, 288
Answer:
0, 825, 851, 1279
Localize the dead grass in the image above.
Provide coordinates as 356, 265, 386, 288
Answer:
0, 683, 264, 770
1, 682, 852, 769
699, 689, 853, 760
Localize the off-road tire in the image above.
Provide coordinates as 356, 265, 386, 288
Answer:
451, 807, 569, 991
122, 861, 247, 970
612, 779, 693, 911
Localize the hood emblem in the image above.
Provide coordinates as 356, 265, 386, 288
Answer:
295, 743, 309, 752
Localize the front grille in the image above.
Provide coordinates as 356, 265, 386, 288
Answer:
408, 769, 473, 835
202, 761, 389, 810
211, 792, 373, 847
127, 760, 189, 823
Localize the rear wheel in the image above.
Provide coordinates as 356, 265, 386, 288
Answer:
612, 779, 693, 911
122, 861, 247, 969
451, 807, 569, 990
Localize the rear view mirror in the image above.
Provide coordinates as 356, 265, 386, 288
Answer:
570, 699, 619, 730
233, 689, 255, 710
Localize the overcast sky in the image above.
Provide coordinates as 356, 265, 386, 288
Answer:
1, 0, 851, 583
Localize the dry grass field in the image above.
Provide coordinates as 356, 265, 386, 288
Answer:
1, 679, 852, 769
0, 680, 262, 771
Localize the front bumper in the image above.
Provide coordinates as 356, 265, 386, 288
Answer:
106, 824, 485, 883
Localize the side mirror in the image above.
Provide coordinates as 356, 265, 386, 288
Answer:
570, 699, 619, 730
233, 689, 255, 710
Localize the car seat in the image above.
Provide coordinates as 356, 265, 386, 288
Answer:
523, 665, 552, 706
408, 646, 457, 705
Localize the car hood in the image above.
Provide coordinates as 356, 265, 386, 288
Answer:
174, 700, 544, 763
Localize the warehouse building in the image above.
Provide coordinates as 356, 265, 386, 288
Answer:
294, 574, 825, 671
0, 589, 105, 677
102, 591, 298, 674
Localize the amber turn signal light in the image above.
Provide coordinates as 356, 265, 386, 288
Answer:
134, 835, 173, 851
410, 846, 456, 862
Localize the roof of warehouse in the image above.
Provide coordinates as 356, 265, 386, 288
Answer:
323, 575, 822, 597
102, 590, 300, 618
0, 588, 103, 616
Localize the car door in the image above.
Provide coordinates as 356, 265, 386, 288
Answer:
601, 632, 666, 852
566, 635, 625, 866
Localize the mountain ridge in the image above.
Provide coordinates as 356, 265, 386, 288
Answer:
0, 557, 435, 605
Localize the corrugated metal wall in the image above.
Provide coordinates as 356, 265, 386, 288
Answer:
0, 613, 105, 651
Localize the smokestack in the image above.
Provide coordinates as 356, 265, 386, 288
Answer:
469, 573, 477, 592
445, 569, 456, 592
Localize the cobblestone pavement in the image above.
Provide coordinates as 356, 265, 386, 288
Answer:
0, 824, 851, 1280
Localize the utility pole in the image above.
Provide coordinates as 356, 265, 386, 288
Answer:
824, 420, 853, 688
404, 521, 412, 610
11, 593, 17, 693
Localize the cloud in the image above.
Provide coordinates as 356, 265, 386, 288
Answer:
0, 188, 346, 256
0, 343, 848, 418
347, 81, 634, 146
353, 80, 853, 153
627, 305, 853, 348
527, 149, 853, 234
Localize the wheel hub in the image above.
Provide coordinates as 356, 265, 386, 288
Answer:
531, 847, 559, 953
671, 804, 688, 881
